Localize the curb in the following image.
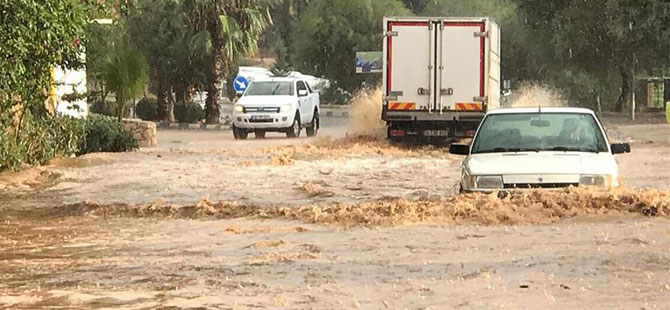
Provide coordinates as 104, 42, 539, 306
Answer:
157, 122, 232, 131
322, 109, 349, 118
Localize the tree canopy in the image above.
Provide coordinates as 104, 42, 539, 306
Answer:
292, 0, 409, 101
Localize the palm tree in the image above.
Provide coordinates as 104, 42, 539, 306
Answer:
186, 0, 271, 124
101, 39, 149, 121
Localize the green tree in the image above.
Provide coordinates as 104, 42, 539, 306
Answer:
401, 0, 428, 14
293, 0, 410, 102
0, 0, 87, 131
126, 0, 209, 122
186, 0, 271, 124
264, 0, 309, 58
515, 0, 670, 110
100, 38, 149, 121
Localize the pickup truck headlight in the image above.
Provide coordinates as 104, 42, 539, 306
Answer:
280, 104, 292, 113
580, 175, 612, 187
475, 175, 503, 190
234, 104, 244, 113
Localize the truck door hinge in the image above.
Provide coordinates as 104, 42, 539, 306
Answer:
474, 31, 490, 38
417, 88, 430, 96
474, 96, 488, 103
441, 88, 454, 96
385, 31, 398, 37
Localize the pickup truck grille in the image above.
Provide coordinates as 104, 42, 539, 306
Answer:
244, 107, 280, 113
504, 183, 578, 189
249, 119, 275, 123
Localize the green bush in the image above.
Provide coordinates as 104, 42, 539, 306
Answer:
89, 100, 117, 117
78, 114, 138, 155
0, 113, 84, 171
175, 101, 205, 123
136, 98, 158, 121
1, 113, 140, 172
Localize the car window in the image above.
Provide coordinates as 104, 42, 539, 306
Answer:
305, 82, 313, 93
244, 81, 294, 96
471, 113, 609, 154
296, 81, 307, 92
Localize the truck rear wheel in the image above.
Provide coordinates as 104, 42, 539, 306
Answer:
306, 109, 319, 137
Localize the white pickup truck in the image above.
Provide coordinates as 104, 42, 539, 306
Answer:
232, 77, 320, 139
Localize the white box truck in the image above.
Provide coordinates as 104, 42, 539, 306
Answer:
382, 17, 501, 142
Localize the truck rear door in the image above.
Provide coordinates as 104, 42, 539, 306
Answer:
384, 18, 491, 114
438, 21, 487, 112
385, 20, 433, 113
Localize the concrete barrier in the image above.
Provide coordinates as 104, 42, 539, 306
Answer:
122, 119, 157, 147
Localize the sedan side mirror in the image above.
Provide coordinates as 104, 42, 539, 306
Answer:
449, 144, 470, 156
298, 89, 308, 97
611, 143, 631, 154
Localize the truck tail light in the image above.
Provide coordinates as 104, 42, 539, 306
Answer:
389, 129, 405, 137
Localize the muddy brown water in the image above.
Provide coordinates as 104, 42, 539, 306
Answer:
2, 106, 670, 309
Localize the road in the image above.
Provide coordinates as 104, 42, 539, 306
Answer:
1, 110, 670, 309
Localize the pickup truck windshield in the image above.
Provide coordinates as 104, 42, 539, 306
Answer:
245, 81, 294, 96
471, 113, 609, 154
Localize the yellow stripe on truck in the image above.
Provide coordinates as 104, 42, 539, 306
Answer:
454, 103, 483, 111
388, 102, 416, 110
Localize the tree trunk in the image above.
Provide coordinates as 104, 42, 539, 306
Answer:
156, 77, 168, 121
168, 87, 176, 123
205, 22, 222, 124
615, 65, 630, 112
175, 83, 186, 104
116, 93, 125, 122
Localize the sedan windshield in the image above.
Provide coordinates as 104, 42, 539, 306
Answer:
471, 113, 609, 154
244, 81, 294, 96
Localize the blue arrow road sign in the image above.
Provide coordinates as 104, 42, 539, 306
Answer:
233, 75, 249, 92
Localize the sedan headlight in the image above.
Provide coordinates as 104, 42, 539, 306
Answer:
579, 175, 612, 187
475, 175, 503, 190
234, 104, 244, 113
280, 104, 292, 113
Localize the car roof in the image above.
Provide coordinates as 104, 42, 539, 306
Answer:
487, 107, 596, 115
252, 77, 300, 83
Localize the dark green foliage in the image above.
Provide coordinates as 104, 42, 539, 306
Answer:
292, 0, 410, 102
0, 113, 85, 172
0, 0, 87, 116
401, 0, 428, 13
78, 114, 138, 155
127, 0, 210, 122
174, 102, 205, 123
136, 98, 159, 121
89, 100, 117, 117
514, 0, 670, 109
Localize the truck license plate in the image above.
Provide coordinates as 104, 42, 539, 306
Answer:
424, 130, 448, 137
251, 115, 271, 120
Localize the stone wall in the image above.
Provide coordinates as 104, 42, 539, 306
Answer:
122, 119, 156, 148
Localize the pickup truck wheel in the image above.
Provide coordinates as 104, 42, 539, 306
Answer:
254, 130, 266, 139
233, 125, 248, 140
286, 114, 301, 138
306, 110, 319, 137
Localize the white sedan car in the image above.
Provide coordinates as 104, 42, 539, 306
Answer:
232, 77, 320, 139
450, 107, 631, 192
